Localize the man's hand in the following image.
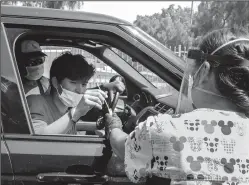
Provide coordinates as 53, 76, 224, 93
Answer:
104, 113, 123, 139
74, 89, 108, 119
102, 81, 125, 93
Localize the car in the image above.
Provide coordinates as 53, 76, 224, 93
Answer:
1, 5, 185, 185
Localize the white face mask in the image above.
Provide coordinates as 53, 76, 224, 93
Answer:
25, 63, 44, 81
56, 86, 83, 108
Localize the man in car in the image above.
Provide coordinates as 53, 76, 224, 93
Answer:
16, 40, 50, 96
27, 52, 125, 135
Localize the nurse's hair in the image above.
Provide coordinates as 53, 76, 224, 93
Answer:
198, 28, 249, 114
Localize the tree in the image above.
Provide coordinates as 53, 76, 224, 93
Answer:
134, 1, 249, 48
1, 1, 83, 10
1, 1, 18, 5
134, 5, 193, 48
192, 1, 249, 36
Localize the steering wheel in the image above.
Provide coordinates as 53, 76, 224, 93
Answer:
96, 75, 124, 130
110, 91, 120, 113
96, 91, 120, 130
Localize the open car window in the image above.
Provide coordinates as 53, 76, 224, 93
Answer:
28, 45, 124, 136
4, 20, 181, 138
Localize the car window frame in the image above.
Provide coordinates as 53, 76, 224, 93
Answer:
2, 16, 181, 138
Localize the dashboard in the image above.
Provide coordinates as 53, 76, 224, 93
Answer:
129, 87, 178, 114
117, 87, 179, 134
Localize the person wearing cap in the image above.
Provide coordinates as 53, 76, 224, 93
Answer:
103, 28, 249, 185
17, 40, 50, 97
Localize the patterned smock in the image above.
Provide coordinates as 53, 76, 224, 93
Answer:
124, 109, 249, 185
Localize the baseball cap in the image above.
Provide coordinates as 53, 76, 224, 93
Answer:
21, 40, 47, 58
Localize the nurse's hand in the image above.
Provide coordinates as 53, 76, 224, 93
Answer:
104, 113, 123, 139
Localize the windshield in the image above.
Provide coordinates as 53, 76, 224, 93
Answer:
121, 25, 185, 74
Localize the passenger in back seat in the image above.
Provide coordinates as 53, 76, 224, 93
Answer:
16, 40, 50, 97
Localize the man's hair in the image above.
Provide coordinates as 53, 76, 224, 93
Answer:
50, 52, 95, 84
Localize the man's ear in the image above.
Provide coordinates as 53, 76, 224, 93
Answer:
51, 77, 62, 93
197, 61, 211, 86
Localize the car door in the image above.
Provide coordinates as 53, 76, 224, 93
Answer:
1, 123, 14, 185
1, 15, 108, 185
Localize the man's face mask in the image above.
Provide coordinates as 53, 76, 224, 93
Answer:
25, 63, 44, 81
56, 85, 83, 108
25, 56, 45, 81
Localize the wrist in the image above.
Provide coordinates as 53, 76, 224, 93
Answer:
107, 127, 122, 140
74, 105, 89, 118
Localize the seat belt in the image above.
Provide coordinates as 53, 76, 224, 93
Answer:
37, 79, 45, 95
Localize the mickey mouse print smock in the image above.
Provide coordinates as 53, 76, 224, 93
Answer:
124, 108, 249, 185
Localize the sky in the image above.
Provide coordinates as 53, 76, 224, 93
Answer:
82, 1, 201, 23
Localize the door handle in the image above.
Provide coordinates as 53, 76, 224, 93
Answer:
37, 172, 107, 184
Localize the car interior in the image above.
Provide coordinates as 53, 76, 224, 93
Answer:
9, 30, 180, 136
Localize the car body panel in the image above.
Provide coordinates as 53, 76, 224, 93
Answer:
1, 139, 15, 184
4, 135, 104, 174
1, 5, 132, 25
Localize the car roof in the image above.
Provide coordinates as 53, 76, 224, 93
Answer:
1, 5, 133, 26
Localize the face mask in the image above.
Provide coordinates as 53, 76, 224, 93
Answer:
56, 85, 83, 108
187, 75, 197, 110
25, 63, 44, 81
188, 74, 228, 110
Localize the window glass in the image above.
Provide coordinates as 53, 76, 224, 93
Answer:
1, 25, 29, 134
121, 25, 185, 72
110, 48, 176, 94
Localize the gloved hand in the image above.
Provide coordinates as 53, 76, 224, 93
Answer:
104, 113, 123, 139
